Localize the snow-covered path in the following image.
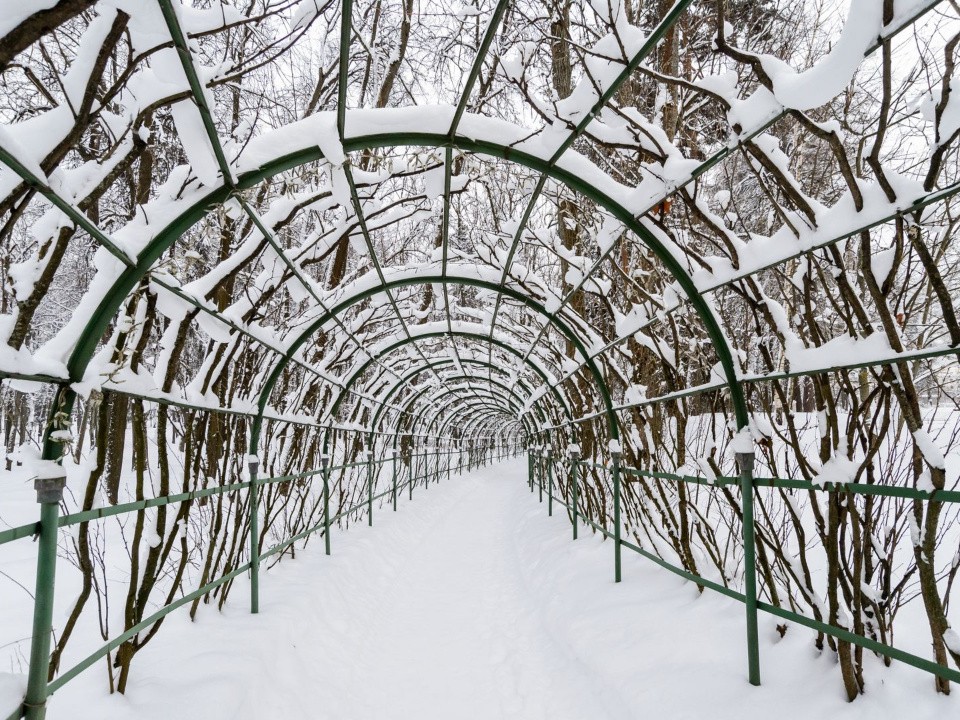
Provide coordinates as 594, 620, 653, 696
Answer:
46, 459, 958, 720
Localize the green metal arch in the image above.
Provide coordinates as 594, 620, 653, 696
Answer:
422, 394, 520, 439
363, 360, 552, 444
445, 403, 525, 445
420, 389, 524, 433
436, 410, 519, 452
251, 275, 619, 459
328, 330, 574, 423
63, 130, 747, 432
365, 370, 538, 452
400, 374, 530, 440
381, 378, 533, 457
330, 336, 557, 421
394, 381, 531, 442
427, 389, 520, 434
385, 389, 527, 468
450, 411, 518, 449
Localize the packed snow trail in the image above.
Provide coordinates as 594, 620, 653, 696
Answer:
47, 459, 957, 720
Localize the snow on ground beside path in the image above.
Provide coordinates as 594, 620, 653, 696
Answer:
6, 459, 956, 720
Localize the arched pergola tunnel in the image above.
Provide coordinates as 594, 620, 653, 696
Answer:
2, 0, 960, 717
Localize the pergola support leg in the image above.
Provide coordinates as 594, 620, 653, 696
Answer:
392, 450, 398, 511
738, 451, 761, 685
248, 457, 260, 614
612, 450, 622, 583
569, 448, 580, 540
547, 449, 553, 517
23, 494, 64, 720
367, 452, 374, 526
322, 455, 331, 556
24, 386, 72, 720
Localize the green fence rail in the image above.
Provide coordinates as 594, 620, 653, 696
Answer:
529, 449, 960, 687
1, 442, 518, 720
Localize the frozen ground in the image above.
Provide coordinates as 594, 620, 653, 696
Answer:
3, 458, 958, 720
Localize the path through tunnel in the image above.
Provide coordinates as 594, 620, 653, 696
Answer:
2, 0, 960, 718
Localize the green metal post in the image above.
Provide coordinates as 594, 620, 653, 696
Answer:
569, 446, 580, 540
322, 455, 331, 556
612, 449, 622, 583
391, 448, 398, 511
538, 447, 544, 503
546, 448, 553, 517
528, 448, 534, 492
23, 470, 67, 720
366, 450, 373, 526
738, 451, 761, 685
248, 457, 260, 614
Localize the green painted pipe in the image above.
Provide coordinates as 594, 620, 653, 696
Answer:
248, 458, 260, 614
322, 456, 331, 556
570, 451, 580, 540
528, 451, 533, 492
538, 449, 544, 503
23, 501, 61, 720
738, 452, 761, 685
23, 384, 72, 720
367, 452, 374, 527
547, 450, 553, 517
391, 450, 398, 511
613, 451, 622, 584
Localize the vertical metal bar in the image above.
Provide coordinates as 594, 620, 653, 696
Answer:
546, 448, 553, 516
569, 447, 580, 540
24, 482, 65, 720
24, 385, 72, 720
322, 455, 331, 556
367, 450, 373, 526
612, 450, 622, 583
248, 457, 260, 614
391, 449, 398, 511
528, 448, 533, 492
538, 446, 544, 503
738, 451, 761, 685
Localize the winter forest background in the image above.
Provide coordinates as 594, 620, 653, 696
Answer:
1, 0, 960, 710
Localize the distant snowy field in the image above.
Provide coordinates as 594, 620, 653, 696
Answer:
2, 459, 958, 719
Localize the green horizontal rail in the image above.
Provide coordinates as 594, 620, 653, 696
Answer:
558, 458, 960, 503
47, 560, 253, 694
259, 472, 426, 560
23, 448, 490, 708
756, 601, 960, 683
0, 452, 460, 548
538, 454, 960, 685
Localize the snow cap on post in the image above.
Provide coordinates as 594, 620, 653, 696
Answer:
731, 427, 755, 473
247, 454, 260, 477
608, 438, 622, 458
320, 453, 330, 470
33, 461, 67, 503
567, 442, 581, 460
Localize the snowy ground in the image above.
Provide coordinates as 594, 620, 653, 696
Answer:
3, 459, 958, 720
